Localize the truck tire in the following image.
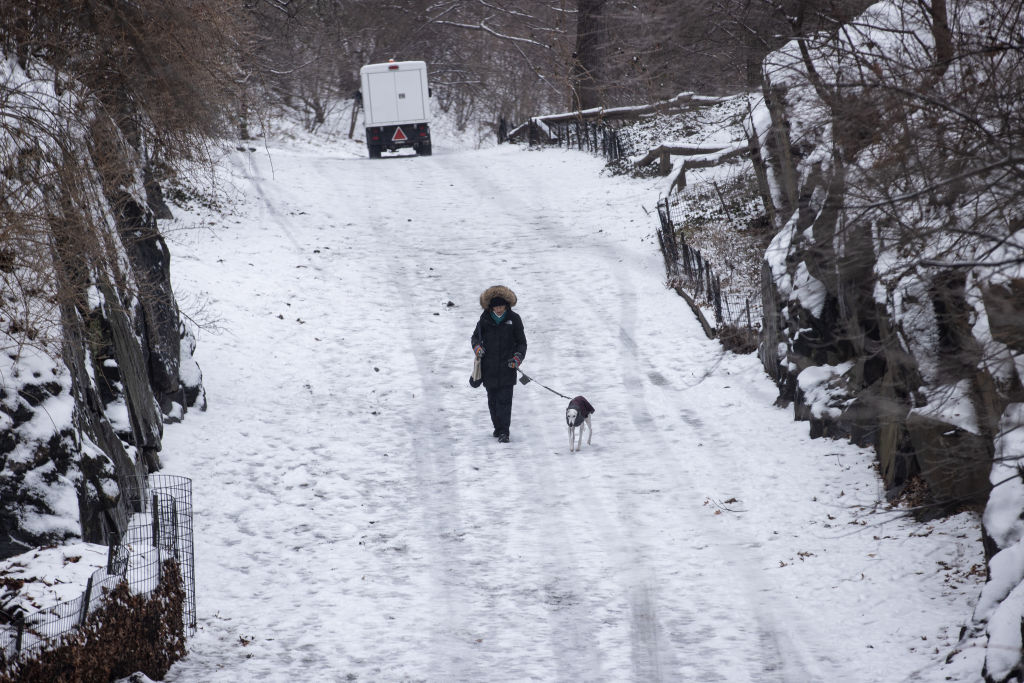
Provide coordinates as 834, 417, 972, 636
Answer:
417, 142, 432, 156
367, 143, 381, 159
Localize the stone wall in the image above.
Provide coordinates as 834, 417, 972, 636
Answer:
0, 85, 205, 560
750, 79, 1018, 515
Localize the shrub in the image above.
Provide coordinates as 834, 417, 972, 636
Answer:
0, 560, 186, 683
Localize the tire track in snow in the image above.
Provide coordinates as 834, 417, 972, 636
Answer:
325, 154, 488, 677
390, 156, 612, 680
387, 252, 477, 679
230, 153, 307, 256
509, 429, 609, 681
412, 152, 649, 680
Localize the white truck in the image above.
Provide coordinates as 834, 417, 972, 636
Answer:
359, 60, 432, 158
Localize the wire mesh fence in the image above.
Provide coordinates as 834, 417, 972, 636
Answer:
656, 198, 760, 345
0, 474, 194, 665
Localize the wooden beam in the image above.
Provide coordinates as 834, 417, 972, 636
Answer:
633, 144, 737, 168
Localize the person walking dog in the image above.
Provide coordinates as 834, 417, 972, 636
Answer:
470, 285, 527, 443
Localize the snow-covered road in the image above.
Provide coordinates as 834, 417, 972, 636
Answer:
161, 141, 985, 682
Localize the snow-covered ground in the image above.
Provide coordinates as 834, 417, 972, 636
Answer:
157, 132, 987, 682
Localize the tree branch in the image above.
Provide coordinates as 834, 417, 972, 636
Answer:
429, 18, 553, 49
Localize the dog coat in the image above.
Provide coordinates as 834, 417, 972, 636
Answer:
567, 395, 596, 426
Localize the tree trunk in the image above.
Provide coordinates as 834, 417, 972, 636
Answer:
923, 0, 953, 78
570, 0, 606, 110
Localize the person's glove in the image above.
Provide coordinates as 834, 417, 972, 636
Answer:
507, 353, 522, 369
474, 344, 485, 358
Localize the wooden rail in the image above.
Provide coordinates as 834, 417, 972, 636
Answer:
633, 142, 751, 193
506, 92, 733, 143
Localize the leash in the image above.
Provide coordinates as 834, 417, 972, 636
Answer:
517, 369, 573, 400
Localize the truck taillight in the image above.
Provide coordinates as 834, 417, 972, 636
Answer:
388, 65, 399, 70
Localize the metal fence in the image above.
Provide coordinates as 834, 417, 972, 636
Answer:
507, 116, 624, 163
656, 198, 760, 343
0, 474, 195, 665
545, 119, 625, 162
657, 198, 723, 323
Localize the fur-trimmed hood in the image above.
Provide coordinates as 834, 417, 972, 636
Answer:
479, 285, 517, 309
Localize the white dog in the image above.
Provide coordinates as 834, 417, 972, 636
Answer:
565, 395, 596, 452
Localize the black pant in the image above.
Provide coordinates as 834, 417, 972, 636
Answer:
486, 384, 514, 435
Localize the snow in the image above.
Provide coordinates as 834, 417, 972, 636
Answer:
797, 362, 854, 420
0, 543, 108, 613
984, 407, 1024, 677
743, 96, 771, 148
913, 380, 982, 435
146, 131, 988, 681
766, 215, 799, 295
105, 396, 132, 435
17, 466, 80, 537
984, 403, 1024, 550
982, 579, 1024, 682
791, 261, 827, 318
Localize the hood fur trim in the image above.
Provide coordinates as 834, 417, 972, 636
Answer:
480, 285, 517, 309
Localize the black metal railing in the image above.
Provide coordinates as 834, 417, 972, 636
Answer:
507, 115, 624, 163
656, 198, 760, 347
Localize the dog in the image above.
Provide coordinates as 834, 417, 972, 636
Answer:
565, 395, 596, 452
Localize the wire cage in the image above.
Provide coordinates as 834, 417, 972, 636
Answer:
0, 474, 195, 665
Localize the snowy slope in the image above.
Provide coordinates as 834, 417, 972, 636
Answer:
159, 140, 986, 682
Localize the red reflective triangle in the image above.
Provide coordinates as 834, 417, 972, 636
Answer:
392, 127, 407, 142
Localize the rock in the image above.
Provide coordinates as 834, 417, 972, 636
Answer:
905, 413, 992, 506
984, 280, 1024, 353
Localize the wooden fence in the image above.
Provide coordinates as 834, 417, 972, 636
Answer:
505, 92, 735, 165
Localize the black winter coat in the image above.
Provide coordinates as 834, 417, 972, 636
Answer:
471, 310, 527, 388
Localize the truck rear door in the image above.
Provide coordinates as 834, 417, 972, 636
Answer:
365, 66, 426, 126
393, 69, 426, 121
366, 71, 399, 124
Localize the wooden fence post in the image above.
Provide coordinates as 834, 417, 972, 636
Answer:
347, 99, 361, 140
152, 493, 160, 548
714, 274, 723, 323
78, 576, 94, 626
14, 611, 24, 655
695, 253, 704, 295
171, 498, 179, 558
107, 536, 116, 573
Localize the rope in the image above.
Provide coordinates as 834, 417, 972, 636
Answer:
518, 369, 573, 400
